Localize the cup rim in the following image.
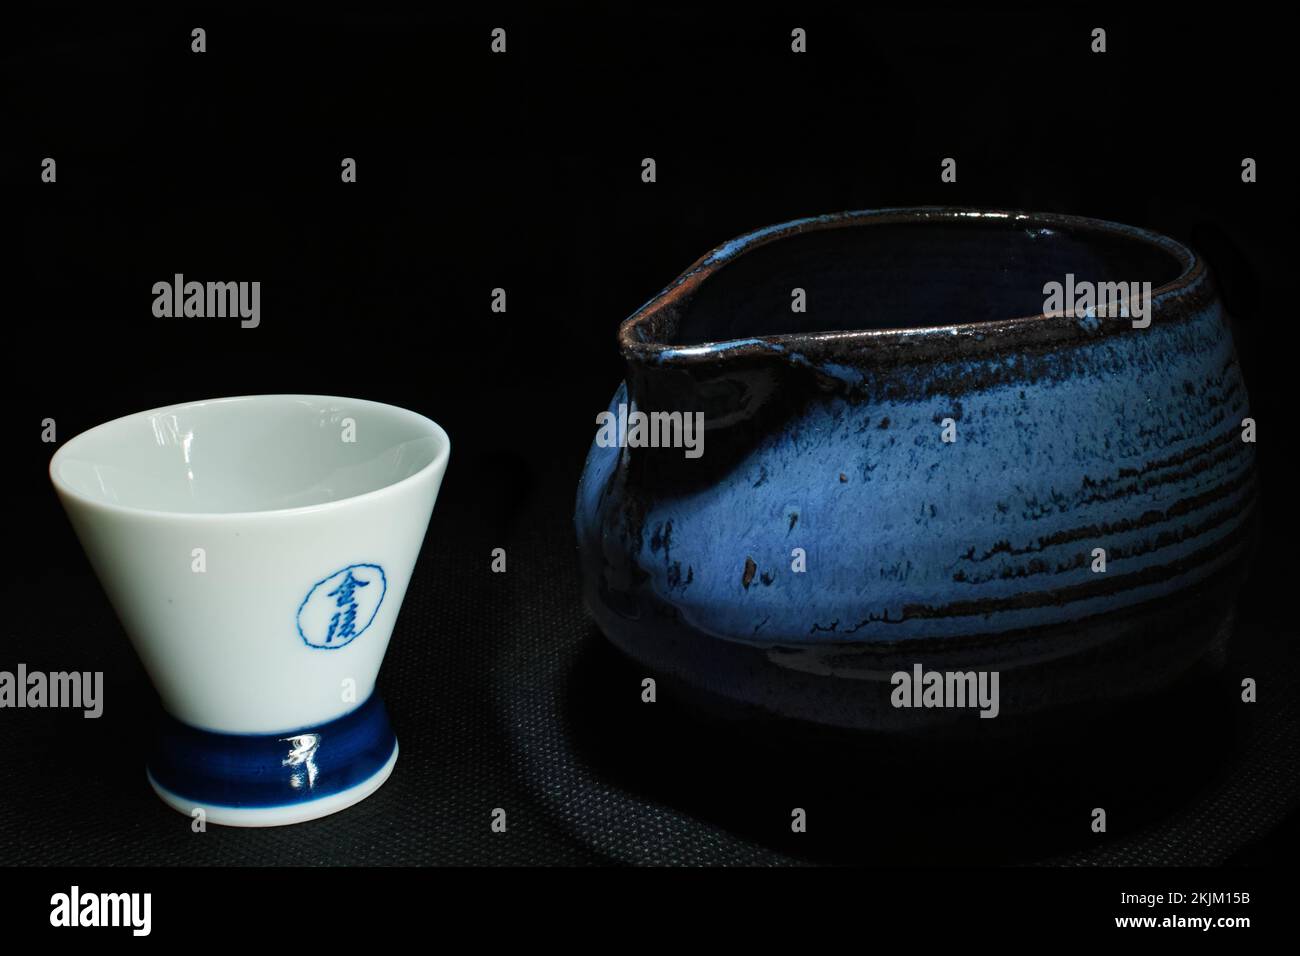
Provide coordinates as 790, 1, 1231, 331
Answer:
618, 207, 1207, 366
48, 393, 451, 521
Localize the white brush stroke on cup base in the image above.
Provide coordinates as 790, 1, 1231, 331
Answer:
49, 395, 450, 826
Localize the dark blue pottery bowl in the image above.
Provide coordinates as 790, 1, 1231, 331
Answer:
575, 208, 1258, 732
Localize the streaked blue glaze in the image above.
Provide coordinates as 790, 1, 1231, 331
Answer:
576, 209, 1259, 728
590, 303, 1249, 642
148, 693, 396, 808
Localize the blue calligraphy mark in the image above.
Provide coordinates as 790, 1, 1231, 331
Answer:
297, 563, 387, 649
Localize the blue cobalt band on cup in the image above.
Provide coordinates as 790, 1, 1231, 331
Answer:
147, 692, 399, 826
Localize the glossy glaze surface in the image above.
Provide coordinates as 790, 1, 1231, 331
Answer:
148, 692, 397, 811
51, 395, 450, 822
51, 395, 450, 734
576, 209, 1258, 729
52, 394, 444, 514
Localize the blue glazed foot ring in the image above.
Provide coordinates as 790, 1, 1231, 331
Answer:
146, 693, 398, 827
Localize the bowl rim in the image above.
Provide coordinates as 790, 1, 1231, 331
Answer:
48, 393, 451, 521
618, 207, 1207, 366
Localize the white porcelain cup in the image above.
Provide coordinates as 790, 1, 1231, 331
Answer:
49, 395, 450, 826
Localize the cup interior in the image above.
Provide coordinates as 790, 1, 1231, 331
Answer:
51, 395, 448, 515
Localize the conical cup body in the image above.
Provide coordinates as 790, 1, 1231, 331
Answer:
50, 395, 449, 735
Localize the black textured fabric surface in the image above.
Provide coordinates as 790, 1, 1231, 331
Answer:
1, 453, 1294, 866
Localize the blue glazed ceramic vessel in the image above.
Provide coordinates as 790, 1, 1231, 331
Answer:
576, 209, 1258, 731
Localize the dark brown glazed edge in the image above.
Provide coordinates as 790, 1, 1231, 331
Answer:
617, 208, 1212, 369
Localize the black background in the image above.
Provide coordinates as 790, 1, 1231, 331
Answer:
0, 2, 1294, 877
